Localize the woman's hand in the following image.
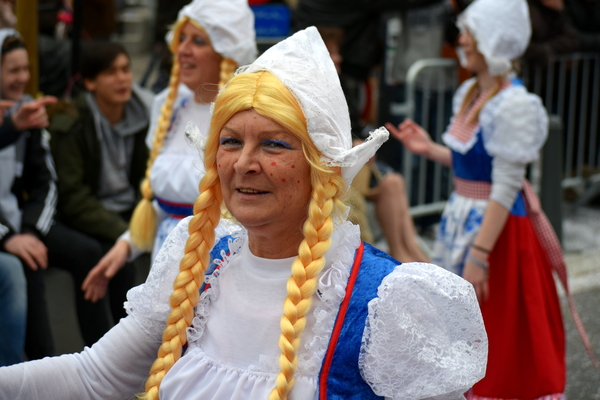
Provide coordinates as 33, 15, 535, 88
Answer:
11, 96, 58, 131
82, 239, 131, 303
385, 119, 434, 157
463, 248, 489, 304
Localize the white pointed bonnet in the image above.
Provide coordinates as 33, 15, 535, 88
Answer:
166, 0, 257, 66
457, 0, 531, 76
235, 26, 389, 187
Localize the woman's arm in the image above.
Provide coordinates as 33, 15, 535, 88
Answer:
464, 156, 528, 303
0, 316, 158, 399
463, 200, 509, 303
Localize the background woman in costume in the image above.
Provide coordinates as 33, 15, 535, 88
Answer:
388, 0, 567, 398
0, 27, 487, 400
80, 0, 257, 303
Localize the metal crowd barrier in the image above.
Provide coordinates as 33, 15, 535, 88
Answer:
389, 58, 458, 218
522, 53, 600, 207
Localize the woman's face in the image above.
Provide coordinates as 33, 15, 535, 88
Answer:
1, 48, 29, 101
458, 31, 487, 75
177, 21, 223, 93
217, 109, 312, 237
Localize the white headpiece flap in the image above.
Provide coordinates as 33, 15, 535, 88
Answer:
457, 0, 531, 76
237, 26, 388, 186
166, 0, 257, 66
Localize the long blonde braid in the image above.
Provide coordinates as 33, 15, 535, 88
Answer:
143, 149, 223, 400
142, 70, 347, 399
129, 17, 238, 251
269, 169, 345, 400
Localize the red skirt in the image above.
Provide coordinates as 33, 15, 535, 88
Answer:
470, 214, 566, 399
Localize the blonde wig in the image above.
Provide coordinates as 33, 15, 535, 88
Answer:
142, 70, 348, 400
129, 16, 238, 251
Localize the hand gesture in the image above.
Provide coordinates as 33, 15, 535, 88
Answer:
11, 96, 58, 131
385, 119, 434, 157
4, 233, 48, 270
82, 239, 131, 303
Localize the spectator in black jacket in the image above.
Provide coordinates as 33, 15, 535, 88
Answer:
0, 30, 115, 359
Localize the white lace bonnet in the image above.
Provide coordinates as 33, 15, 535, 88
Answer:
235, 26, 389, 186
166, 0, 257, 66
457, 0, 531, 76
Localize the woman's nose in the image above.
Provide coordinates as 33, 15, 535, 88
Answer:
178, 39, 191, 55
234, 147, 261, 175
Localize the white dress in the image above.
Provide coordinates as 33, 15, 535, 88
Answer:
121, 83, 211, 261
0, 219, 488, 400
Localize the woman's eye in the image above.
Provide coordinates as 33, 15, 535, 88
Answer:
193, 37, 206, 45
180, 35, 186, 42
220, 137, 242, 148
262, 139, 292, 150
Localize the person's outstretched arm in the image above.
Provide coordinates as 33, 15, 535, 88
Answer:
0, 316, 158, 400
386, 119, 452, 167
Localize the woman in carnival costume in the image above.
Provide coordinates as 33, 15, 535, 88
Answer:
0, 27, 487, 400
389, 0, 596, 398
81, 0, 257, 302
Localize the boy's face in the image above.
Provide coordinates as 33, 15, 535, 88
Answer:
84, 53, 132, 107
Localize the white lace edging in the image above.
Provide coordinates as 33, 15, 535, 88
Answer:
185, 220, 362, 377
124, 216, 241, 340
359, 262, 488, 399
186, 230, 246, 344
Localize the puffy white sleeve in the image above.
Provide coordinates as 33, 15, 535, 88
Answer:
480, 85, 548, 164
359, 262, 488, 400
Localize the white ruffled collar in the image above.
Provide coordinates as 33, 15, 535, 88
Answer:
186, 221, 362, 375
442, 129, 480, 155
